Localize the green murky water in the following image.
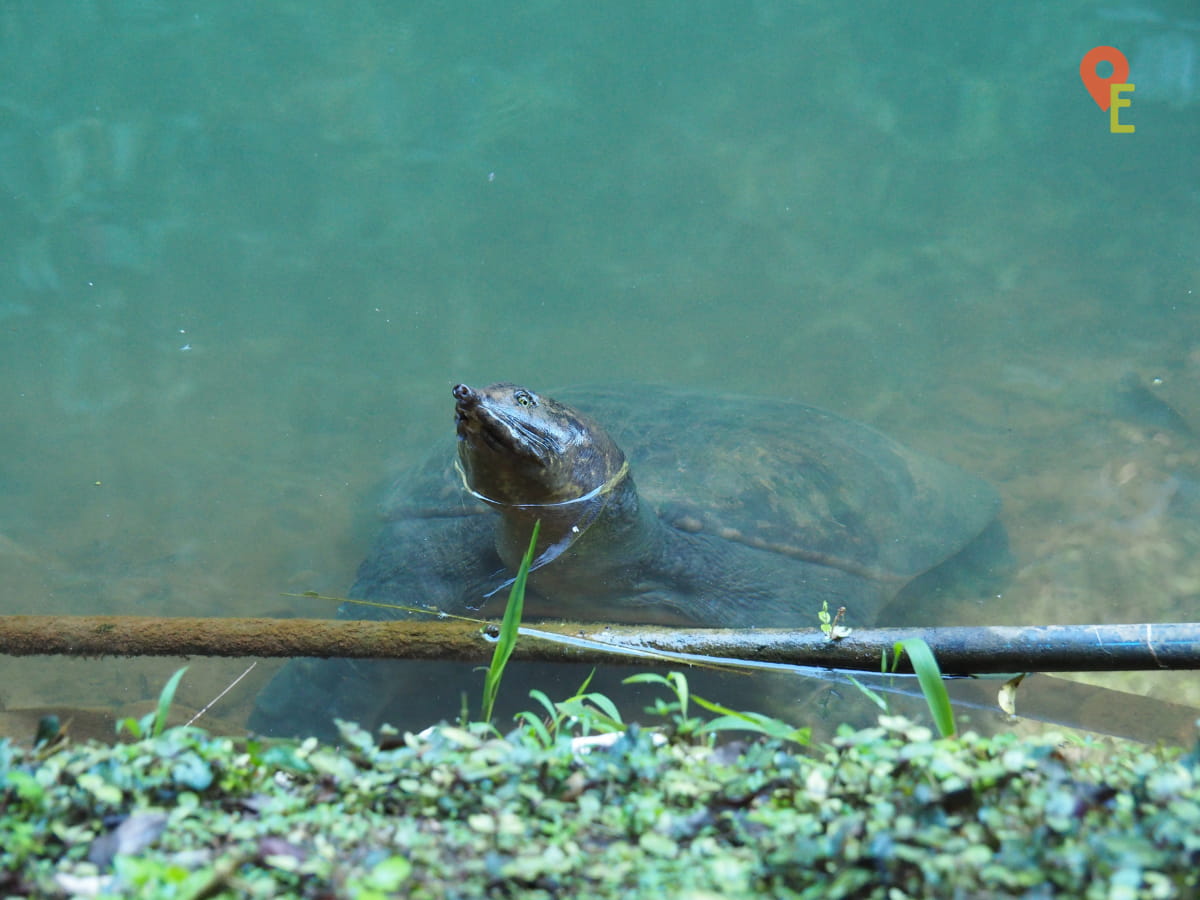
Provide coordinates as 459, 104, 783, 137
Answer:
0, 1, 1197, 736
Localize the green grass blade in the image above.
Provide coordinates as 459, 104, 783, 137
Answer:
573, 691, 624, 724
514, 709, 553, 747
152, 665, 189, 738
690, 693, 810, 744
895, 638, 955, 738
844, 673, 889, 712
480, 520, 540, 723
552, 695, 626, 733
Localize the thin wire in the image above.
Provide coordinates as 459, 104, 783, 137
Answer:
185, 661, 258, 727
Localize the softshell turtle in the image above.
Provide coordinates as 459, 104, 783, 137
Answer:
251, 382, 1004, 738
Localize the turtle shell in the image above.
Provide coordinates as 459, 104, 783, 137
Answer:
377, 384, 1001, 621
250, 383, 1004, 739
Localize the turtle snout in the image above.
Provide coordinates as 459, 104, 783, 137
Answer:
453, 384, 482, 425
453, 384, 481, 435
452, 383, 478, 406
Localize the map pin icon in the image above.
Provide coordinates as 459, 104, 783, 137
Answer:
1080, 46, 1130, 111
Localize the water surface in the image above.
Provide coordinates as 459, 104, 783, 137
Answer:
1, 1, 1197, 735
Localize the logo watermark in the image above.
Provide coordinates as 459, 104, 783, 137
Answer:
1080, 46, 1135, 133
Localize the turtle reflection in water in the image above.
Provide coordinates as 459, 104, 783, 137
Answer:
251, 382, 1007, 739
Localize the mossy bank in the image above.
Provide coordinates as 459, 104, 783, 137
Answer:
2, 711, 1198, 899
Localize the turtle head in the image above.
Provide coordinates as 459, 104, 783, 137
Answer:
453, 382, 626, 508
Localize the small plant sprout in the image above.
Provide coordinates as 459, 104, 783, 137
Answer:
819, 600, 852, 641
117, 665, 189, 740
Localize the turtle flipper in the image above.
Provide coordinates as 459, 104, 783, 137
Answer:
248, 657, 401, 741
248, 516, 503, 739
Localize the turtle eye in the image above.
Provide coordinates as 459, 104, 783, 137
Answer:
514, 389, 536, 408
